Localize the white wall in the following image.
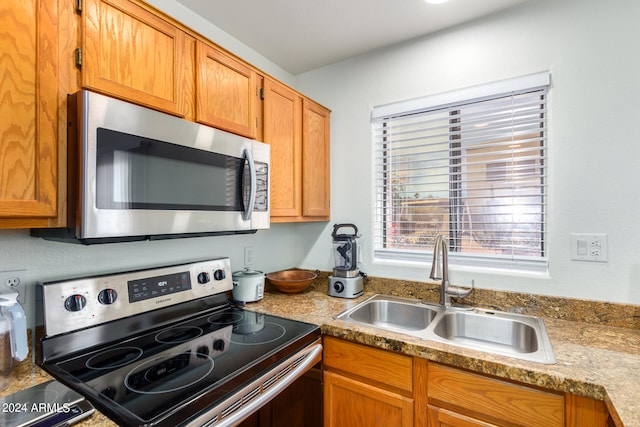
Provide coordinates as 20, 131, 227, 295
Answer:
295, 0, 640, 304
0, 225, 311, 326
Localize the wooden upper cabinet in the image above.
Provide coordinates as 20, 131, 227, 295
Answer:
263, 78, 302, 218
302, 99, 330, 219
82, 0, 195, 118
265, 80, 331, 222
0, 0, 59, 225
196, 41, 258, 138
0, 0, 330, 230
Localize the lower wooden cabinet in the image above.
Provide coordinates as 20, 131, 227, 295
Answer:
322, 337, 613, 427
427, 363, 611, 427
323, 336, 414, 427
565, 394, 614, 427
427, 363, 564, 427
234, 336, 615, 427
325, 370, 413, 427
428, 405, 500, 427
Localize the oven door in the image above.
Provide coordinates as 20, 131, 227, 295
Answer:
75, 90, 270, 241
183, 339, 323, 427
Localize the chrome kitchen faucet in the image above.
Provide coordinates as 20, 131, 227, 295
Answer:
429, 234, 474, 308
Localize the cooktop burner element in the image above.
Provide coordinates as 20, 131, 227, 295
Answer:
124, 352, 215, 394
231, 321, 286, 345
37, 258, 322, 427
155, 326, 204, 344
85, 347, 144, 370
208, 312, 243, 325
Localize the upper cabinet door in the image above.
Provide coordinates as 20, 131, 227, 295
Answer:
302, 99, 330, 218
0, 0, 59, 224
195, 41, 257, 139
264, 78, 302, 218
82, 0, 195, 118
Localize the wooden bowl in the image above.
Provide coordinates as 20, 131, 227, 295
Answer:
266, 270, 317, 294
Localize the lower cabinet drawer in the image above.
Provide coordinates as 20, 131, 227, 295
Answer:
428, 363, 564, 427
323, 336, 412, 392
428, 405, 501, 427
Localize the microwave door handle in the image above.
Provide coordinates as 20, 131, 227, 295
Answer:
242, 148, 256, 221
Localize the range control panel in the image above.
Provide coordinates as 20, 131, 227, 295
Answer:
39, 258, 233, 337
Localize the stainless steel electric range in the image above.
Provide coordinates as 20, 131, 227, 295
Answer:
36, 258, 322, 427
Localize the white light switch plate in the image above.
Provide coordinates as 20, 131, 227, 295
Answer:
244, 246, 255, 267
570, 233, 608, 262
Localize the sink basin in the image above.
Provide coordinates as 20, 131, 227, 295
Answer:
335, 295, 439, 331
430, 309, 556, 364
433, 311, 539, 353
335, 294, 556, 364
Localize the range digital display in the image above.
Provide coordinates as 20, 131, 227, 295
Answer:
128, 271, 192, 303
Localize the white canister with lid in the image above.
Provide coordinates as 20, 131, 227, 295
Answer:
232, 268, 265, 302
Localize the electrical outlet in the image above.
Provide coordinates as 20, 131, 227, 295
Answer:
0, 269, 27, 304
244, 246, 255, 267
570, 234, 608, 262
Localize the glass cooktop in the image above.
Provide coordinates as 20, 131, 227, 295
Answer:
43, 307, 319, 426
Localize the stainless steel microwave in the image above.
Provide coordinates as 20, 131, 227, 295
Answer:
35, 90, 269, 244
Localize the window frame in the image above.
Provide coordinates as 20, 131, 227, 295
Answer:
372, 72, 550, 272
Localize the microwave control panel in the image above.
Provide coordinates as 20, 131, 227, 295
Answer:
39, 258, 233, 337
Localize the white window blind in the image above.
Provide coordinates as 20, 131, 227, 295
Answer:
373, 73, 549, 271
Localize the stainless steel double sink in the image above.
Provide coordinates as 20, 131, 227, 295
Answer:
335, 294, 556, 364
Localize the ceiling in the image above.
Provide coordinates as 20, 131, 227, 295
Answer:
177, 0, 530, 75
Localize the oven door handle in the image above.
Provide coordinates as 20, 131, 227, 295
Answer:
242, 148, 256, 221
207, 342, 323, 427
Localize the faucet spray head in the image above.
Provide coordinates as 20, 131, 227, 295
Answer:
429, 235, 443, 280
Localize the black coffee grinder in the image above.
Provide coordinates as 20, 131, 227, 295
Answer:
328, 223, 364, 298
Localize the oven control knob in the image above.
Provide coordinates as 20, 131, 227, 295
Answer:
213, 269, 226, 281
98, 289, 118, 305
64, 294, 87, 312
197, 272, 210, 284
213, 339, 225, 352
196, 345, 210, 358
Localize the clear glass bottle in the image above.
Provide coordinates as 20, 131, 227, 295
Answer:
0, 292, 28, 391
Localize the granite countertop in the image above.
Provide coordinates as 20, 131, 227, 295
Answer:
250, 277, 640, 427
2, 276, 639, 427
